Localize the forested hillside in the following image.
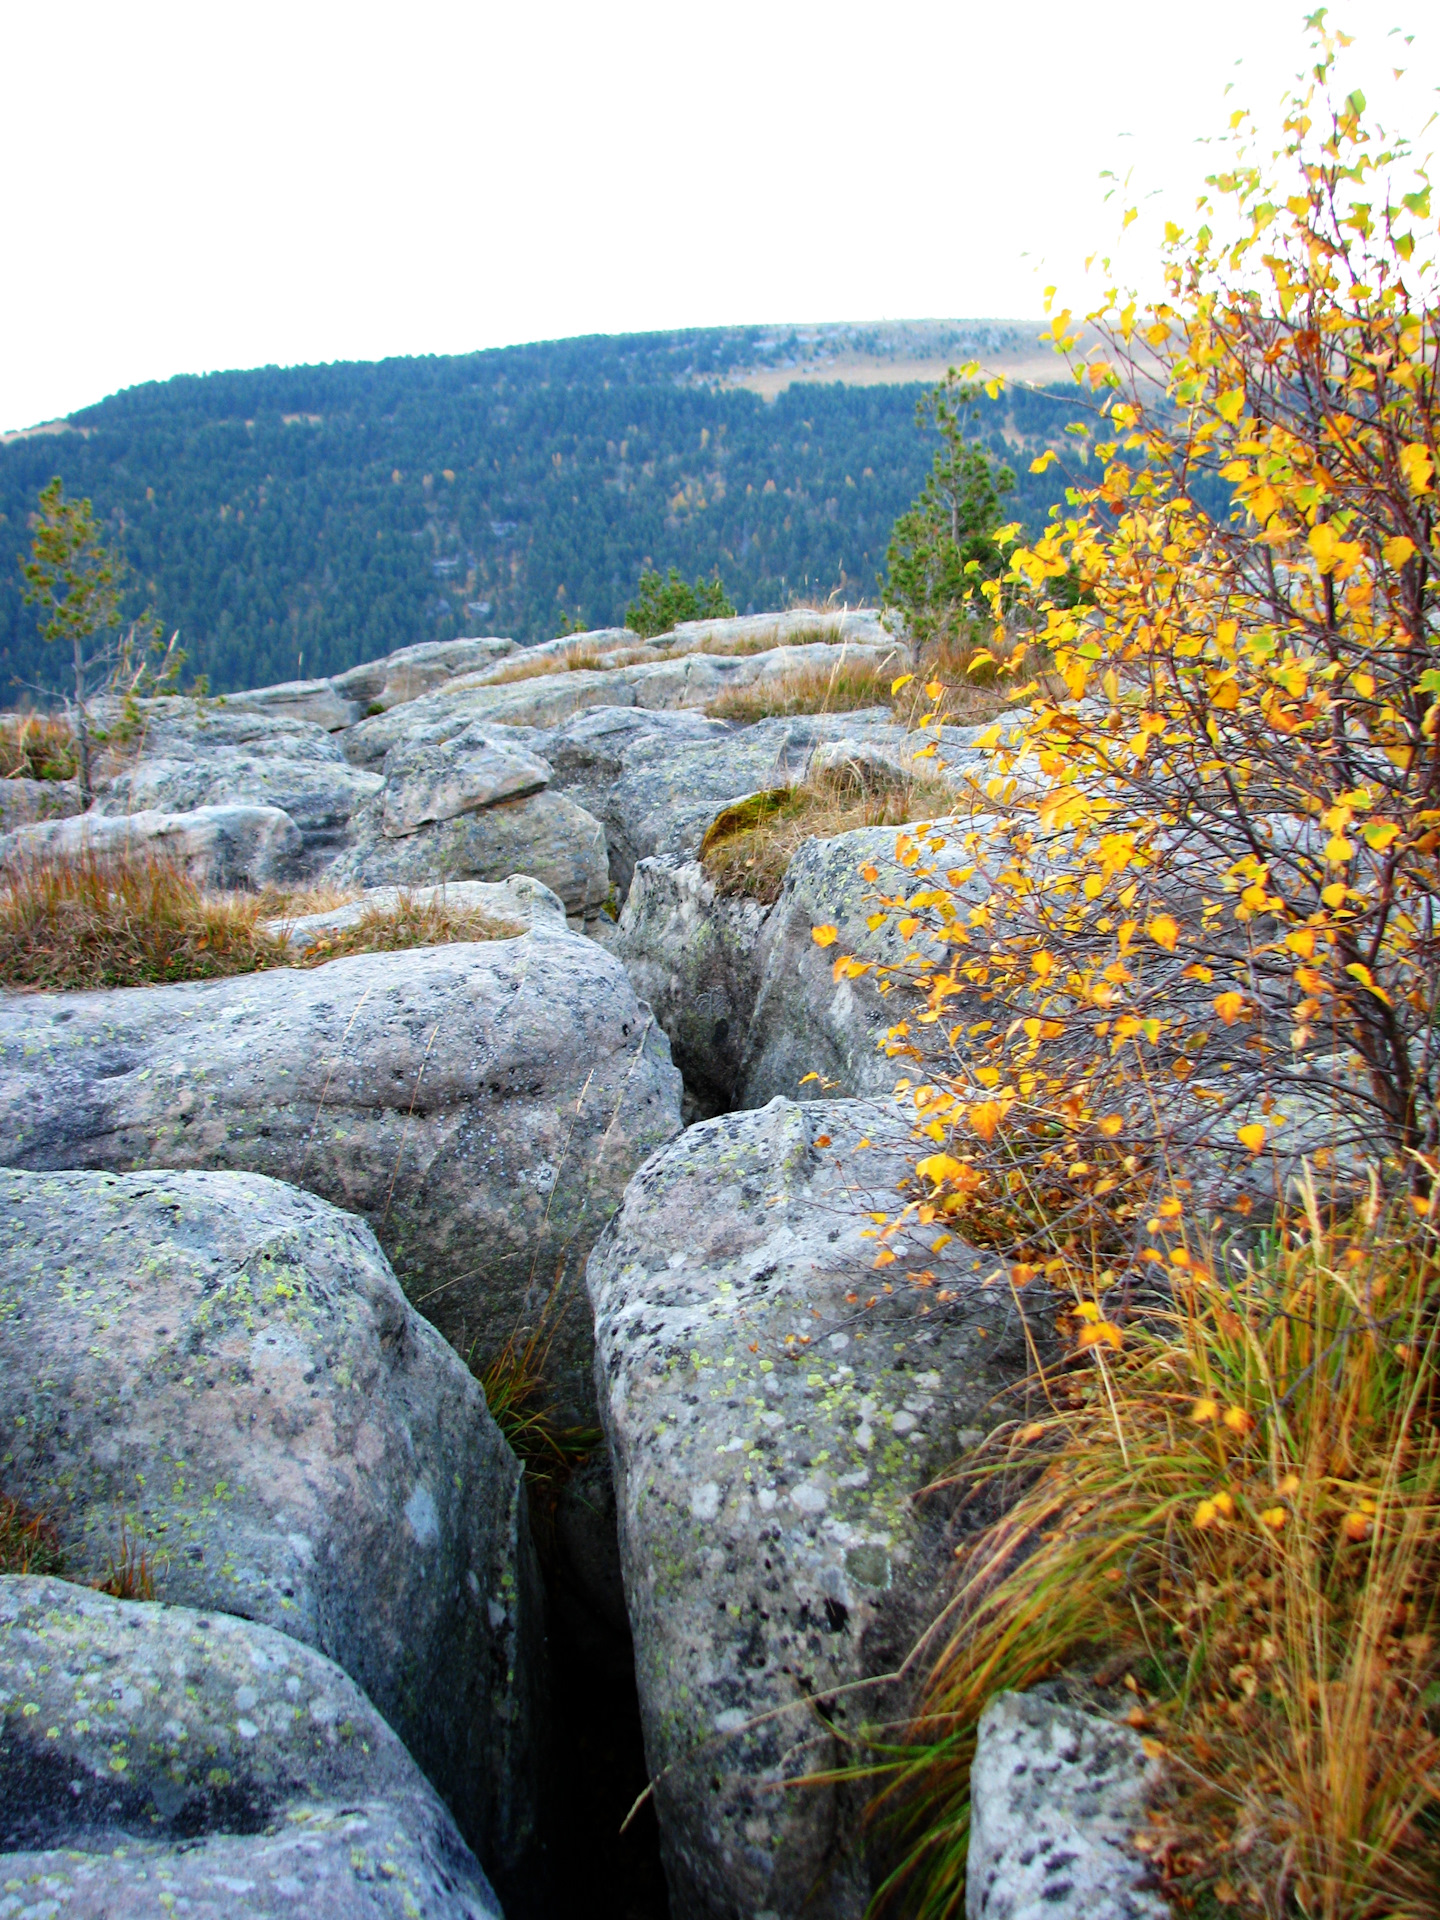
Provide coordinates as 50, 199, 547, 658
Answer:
0, 326, 1085, 695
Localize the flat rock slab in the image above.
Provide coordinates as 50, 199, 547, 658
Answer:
967, 1692, 1166, 1920
0, 932, 682, 1426
587, 1096, 1041, 1920
0, 1576, 502, 1919
0, 1168, 543, 1891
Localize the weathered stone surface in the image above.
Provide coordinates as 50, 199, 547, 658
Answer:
340, 641, 906, 770
268, 876, 566, 951
331, 788, 610, 917
0, 803, 305, 890
967, 1692, 1166, 1920
740, 816, 986, 1108
0, 1576, 504, 1919
381, 732, 553, 838
0, 778, 82, 831
0, 933, 682, 1425
333, 636, 519, 711
218, 677, 364, 732
95, 744, 382, 874
0, 1167, 543, 1887
613, 856, 768, 1116
588, 1097, 1040, 1920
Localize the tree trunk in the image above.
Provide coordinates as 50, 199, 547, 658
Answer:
71, 632, 92, 809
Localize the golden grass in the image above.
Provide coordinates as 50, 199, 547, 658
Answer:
0, 853, 522, 992
699, 770, 957, 904
481, 641, 655, 684
0, 713, 77, 782
704, 661, 899, 724
874, 1182, 1440, 1920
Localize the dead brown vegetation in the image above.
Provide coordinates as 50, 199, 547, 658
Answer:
0, 854, 522, 992
0, 713, 77, 782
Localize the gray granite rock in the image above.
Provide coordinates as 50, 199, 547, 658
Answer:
0, 932, 681, 1426
588, 1096, 1040, 1920
218, 677, 364, 731
340, 641, 906, 771
967, 1692, 1166, 1920
0, 1167, 544, 1887
94, 754, 382, 875
0, 778, 83, 832
0, 803, 305, 890
0, 1576, 504, 1918
333, 636, 519, 711
330, 788, 610, 917
740, 816, 989, 1108
613, 856, 768, 1115
380, 732, 553, 838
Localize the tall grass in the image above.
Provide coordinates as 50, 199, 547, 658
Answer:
0, 713, 77, 782
0, 853, 522, 991
705, 661, 899, 723
874, 1182, 1440, 1918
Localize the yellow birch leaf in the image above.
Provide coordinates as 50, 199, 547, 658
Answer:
1400, 443, 1434, 494
812, 925, 839, 947
1147, 914, 1180, 951
1238, 1123, 1267, 1153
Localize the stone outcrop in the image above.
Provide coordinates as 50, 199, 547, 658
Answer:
91, 705, 382, 875
967, 1692, 1166, 1920
0, 1166, 544, 1889
0, 802, 305, 890
340, 639, 907, 770
0, 1576, 504, 1919
0, 930, 682, 1425
332, 787, 611, 918
587, 1096, 1043, 1920
333, 635, 519, 711
380, 730, 554, 837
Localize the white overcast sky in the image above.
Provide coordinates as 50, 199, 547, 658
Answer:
2, 0, 1434, 432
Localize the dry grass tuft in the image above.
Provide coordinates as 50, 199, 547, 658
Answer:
874, 1183, 1440, 1920
482, 641, 655, 685
700, 770, 956, 904
704, 661, 899, 724
289, 893, 524, 961
0, 1492, 66, 1577
0, 853, 523, 992
0, 713, 77, 782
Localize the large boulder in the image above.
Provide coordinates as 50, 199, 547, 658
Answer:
587, 1096, 1041, 1920
380, 731, 553, 837
91, 705, 383, 874
331, 788, 611, 918
739, 817, 984, 1108
967, 1692, 1166, 1920
0, 1576, 504, 1918
0, 931, 682, 1424
0, 803, 305, 890
0, 1167, 544, 1890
